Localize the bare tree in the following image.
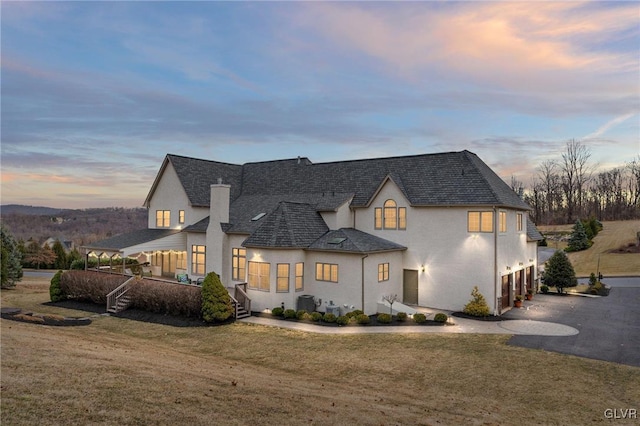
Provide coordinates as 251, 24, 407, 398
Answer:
560, 139, 593, 222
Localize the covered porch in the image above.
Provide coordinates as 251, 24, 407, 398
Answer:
81, 228, 188, 279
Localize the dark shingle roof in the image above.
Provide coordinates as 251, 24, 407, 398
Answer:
307, 228, 407, 253
242, 202, 329, 248
526, 216, 544, 241
155, 150, 531, 211
83, 228, 181, 251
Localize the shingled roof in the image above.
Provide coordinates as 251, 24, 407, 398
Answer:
157, 150, 531, 211
242, 202, 329, 248
307, 228, 407, 253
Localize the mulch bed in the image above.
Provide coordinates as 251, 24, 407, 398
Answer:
451, 312, 505, 321
251, 312, 450, 327
1, 306, 92, 326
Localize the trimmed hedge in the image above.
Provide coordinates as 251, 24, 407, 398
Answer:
60, 271, 129, 304
413, 313, 427, 323
434, 313, 448, 323
377, 313, 392, 324
130, 278, 201, 318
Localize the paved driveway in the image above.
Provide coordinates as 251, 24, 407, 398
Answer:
504, 279, 640, 367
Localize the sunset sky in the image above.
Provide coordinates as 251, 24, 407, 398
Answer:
2, 1, 638, 209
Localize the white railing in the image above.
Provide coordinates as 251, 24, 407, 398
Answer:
106, 276, 135, 313
234, 283, 251, 316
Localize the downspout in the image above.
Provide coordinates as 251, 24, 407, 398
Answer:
361, 254, 369, 312
493, 206, 499, 316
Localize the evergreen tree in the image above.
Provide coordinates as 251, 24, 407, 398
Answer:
567, 219, 590, 252
51, 240, 68, 269
541, 250, 577, 294
1, 224, 23, 288
201, 272, 234, 322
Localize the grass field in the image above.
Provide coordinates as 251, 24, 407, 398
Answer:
539, 220, 640, 277
2, 277, 639, 425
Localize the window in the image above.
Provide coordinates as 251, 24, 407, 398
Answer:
378, 263, 389, 282
374, 208, 382, 229
156, 210, 170, 227
176, 251, 187, 270
295, 262, 304, 291
375, 200, 407, 230
384, 200, 397, 229
499, 211, 507, 233
248, 261, 270, 291
179, 210, 185, 224
191, 245, 206, 275
468, 211, 494, 233
232, 248, 246, 281
316, 262, 338, 283
516, 213, 523, 232
277, 264, 290, 292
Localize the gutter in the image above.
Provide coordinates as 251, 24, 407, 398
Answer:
494, 206, 499, 316
361, 254, 369, 311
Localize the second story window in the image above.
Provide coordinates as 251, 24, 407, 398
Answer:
179, 210, 185, 224
468, 211, 494, 233
499, 211, 507, 233
516, 213, 523, 232
375, 200, 407, 230
156, 210, 170, 227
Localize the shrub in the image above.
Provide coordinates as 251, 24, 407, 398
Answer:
463, 286, 491, 317
49, 270, 65, 302
356, 314, 370, 324
541, 250, 577, 294
377, 313, 392, 324
336, 315, 349, 326
434, 313, 448, 323
396, 312, 408, 322
60, 271, 128, 304
413, 313, 427, 323
271, 307, 284, 317
130, 279, 201, 318
346, 309, 364, 318
310, 312, 323, 322
201, 272, 233, 323
296, 310, 308, 320
541, 285, 549, 294
283, 309, 297, 319
323, 313, 337, 323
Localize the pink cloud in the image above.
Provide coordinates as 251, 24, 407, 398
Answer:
293, 2, 637, 91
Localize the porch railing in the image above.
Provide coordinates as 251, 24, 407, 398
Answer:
106, 276, 135, 313
233, 283, 251, 319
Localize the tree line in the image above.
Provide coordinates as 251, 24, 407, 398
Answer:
512, 140, 640, 225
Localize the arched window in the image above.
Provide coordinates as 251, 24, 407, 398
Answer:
375, 200, 407, 230
384, 200, 397, 229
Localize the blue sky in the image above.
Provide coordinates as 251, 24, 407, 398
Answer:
2, 1, 638, 208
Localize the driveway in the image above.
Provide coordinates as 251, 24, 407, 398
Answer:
504, 278, 640, 367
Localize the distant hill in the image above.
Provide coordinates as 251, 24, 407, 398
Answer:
1, 204, 66, 216
0, 205, 148, 247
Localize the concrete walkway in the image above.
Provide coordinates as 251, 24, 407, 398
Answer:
239, 314, 579, 336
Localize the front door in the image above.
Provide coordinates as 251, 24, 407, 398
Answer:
526, 266, 534, 293
403, 269, 419, 305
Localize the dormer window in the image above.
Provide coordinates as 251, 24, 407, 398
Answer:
156, 210, 170, 228
374, 200, 406, 230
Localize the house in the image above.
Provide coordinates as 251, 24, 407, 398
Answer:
83, 150, 543, 316
43, 237, 74, 253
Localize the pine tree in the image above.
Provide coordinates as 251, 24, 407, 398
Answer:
1, 224, 23, 288
541, 250, 577, 294
201, 272, 234, 322
567, 219, 590, 252
51, 240, 68, 270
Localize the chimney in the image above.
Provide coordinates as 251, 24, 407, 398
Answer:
206, 183, 231, 278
